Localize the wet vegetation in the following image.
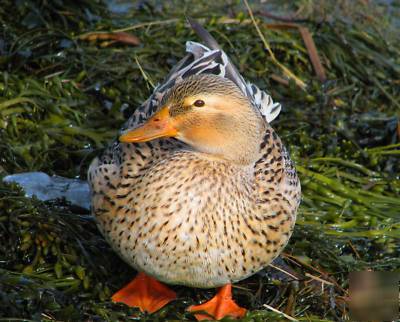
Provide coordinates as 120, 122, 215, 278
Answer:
0, 0, 399, 321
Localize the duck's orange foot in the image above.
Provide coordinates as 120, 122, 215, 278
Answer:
188, 284, 246, 321
112, 272, 176, 314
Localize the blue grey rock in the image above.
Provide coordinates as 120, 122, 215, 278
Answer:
3, 172, 91, 210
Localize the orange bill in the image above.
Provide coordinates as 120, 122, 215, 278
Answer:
119, 106, 178, 143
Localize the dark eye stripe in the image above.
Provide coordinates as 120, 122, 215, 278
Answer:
194, 99, 205, 107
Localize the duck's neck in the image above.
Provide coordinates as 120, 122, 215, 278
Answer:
218, 132, 265, 165
203, 114, 268, 166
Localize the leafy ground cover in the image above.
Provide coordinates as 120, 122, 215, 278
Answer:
0, 0, 399, 321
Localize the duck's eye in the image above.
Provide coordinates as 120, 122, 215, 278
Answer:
193, 99, 205, 107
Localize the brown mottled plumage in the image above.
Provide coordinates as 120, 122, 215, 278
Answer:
89, 74, 300, 287
88, 27, 300, 320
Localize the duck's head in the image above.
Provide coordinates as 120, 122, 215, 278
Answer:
120, 74, 266, 165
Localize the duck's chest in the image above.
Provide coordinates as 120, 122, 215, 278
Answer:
106, 151, 256, 243
96, 152, 264, 286
91, 147, 299, 287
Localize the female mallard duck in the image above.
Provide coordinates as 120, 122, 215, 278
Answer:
88, 19, 301, 321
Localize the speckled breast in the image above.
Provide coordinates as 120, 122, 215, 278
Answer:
91, 149, 296, 288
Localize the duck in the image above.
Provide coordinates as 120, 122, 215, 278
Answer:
88, 19, 301, 321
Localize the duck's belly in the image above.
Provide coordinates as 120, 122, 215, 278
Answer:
93, 153, 294, 288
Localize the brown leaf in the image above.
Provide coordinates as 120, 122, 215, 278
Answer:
79, 32, 140, 46
270, 73, 290, 86
298, 27, 327, 82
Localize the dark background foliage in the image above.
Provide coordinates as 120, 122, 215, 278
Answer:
0, 0, 399, 321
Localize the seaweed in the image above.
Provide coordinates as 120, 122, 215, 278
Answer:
0, 0, 399, 321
